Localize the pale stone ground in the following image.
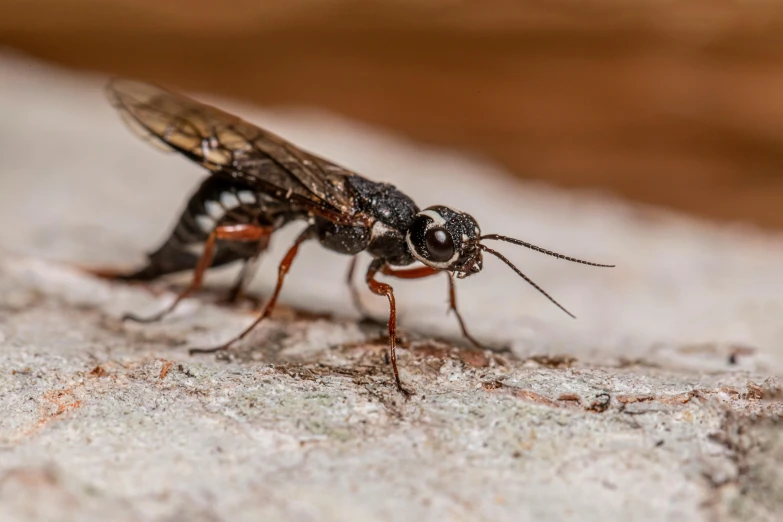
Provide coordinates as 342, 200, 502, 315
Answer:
0, 52, 781, 522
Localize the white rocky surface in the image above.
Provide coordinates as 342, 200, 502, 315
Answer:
0, 53, 781, 522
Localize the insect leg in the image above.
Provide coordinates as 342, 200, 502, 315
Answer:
224, 258, 257, 304
366, 260, 410, 394
190, 225, 315, 355
123, 224, 273, 323
378, 265, 484, 349
223, 234, 270, 305
446, 273, 485, 350
379, 265, 440, 279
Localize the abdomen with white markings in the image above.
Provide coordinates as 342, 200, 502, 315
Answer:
119, 174, 298, 280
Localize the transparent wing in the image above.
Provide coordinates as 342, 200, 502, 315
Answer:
106, 79, 354, 215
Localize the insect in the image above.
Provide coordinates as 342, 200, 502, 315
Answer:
100, 79, 615, 393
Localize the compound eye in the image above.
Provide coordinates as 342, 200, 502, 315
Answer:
424, 227, 455, 262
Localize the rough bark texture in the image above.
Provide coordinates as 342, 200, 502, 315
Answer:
1, 54, 782, 522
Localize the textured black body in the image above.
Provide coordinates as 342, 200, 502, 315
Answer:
314, 176, 419, 266
104, 79, 615, 394
123, 173, 423, 281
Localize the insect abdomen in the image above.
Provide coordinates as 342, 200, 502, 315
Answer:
122, 174, 292, 280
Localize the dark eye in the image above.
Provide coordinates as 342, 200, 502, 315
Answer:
425, 227, 454, 262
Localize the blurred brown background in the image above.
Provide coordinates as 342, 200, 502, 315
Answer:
4, 0, 783, 229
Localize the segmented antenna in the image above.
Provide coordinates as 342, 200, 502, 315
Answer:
480, 234, 614, 267
479, 244, 576, 319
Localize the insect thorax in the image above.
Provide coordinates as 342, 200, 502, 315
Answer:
313, 176, 419, 265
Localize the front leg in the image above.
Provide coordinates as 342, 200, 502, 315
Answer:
379, 265, 485, 349
380, 264, 439, 279
366, 259, 409, 394
446, 273, 485, 350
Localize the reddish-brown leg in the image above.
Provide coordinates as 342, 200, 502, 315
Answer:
365, 260, 407, 393
80, 266, 131, 279
124, 224, 273, 323
380, 265, 440, 279
377, 266, 444, 392
446, 273, 485, 349
379, 265, 485, 349
190, 226, 314, 355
